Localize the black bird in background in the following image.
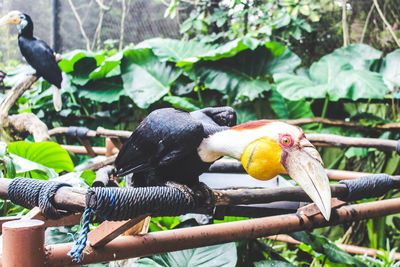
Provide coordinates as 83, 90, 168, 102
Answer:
0, 11, 62, 111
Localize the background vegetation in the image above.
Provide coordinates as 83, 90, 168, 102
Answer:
1, 0, 400, 266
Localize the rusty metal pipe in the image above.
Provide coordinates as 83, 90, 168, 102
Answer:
2, 219, 45, 267
45, 197, 400, 266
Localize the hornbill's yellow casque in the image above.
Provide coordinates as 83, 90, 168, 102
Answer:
0, 11, 62, 111
115, 107, 331, 220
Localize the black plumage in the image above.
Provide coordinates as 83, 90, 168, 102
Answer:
17, 14, 62, 88
115, 107, 236, 187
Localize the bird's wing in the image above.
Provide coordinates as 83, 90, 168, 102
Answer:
115, 108, 205, 176
19, 38, 62, 87
190, 106, 237, 136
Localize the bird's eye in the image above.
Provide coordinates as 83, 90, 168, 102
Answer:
280, 134, 293, 147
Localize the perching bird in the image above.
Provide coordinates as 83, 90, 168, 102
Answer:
0, 11, 62, 111
115, 107, 331, 220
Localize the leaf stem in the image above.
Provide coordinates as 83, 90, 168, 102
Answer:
318, 94, 329, 132
197, 88, 203, 108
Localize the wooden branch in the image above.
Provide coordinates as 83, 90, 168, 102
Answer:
95, 0, 110, 10
0, 74, 51, 142
360, 3, 375, 43
7, 113, 51, 142
342, 0, 349, 46
68, 0, 92, 51
0, 74, 38, 118
285, 117, 400, 130
306, 133, 398, 151
96, 127, 131, 138
373, 0, 400, 47
61, 144, 118, 155
1, 176, 400, 216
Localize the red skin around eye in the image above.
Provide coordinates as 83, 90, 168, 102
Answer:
279, 134, 294, 148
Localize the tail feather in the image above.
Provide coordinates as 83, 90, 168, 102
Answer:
52, 85, 62, 112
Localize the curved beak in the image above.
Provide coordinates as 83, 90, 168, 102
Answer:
282, 138, 331, 220
0, 12, 20, 25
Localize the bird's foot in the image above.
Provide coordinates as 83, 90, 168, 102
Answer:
164, 181, 215, 214
191, 182, 216, 214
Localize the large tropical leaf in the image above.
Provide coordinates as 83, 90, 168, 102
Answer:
137, 37, 260, 66
121, 48, 182, 109
328, 44, 382, 70
59, 50, 105, 73
290, 231, 368, 266
380, 49, 400, 90
76, 76, 126, 104
188, 44, 300, 102
132, 242, 237, 267
269, 88, 314, 119
9, 154, 58, 179
89, 51, 124, 80
274, 53, 389, 101
7, 141, 74, 173
163, 96, 200, 111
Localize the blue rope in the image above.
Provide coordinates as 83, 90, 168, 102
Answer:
68, 188, 116, 262
67, 207, 93, 262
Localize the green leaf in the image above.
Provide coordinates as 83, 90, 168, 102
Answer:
4, 156, 16, 178
59, 50, 104, 73
254, 260, 296, 267
380, 49, 400, 90
77, 76, 126, 104
290, 231, 368, 266
269, 89, 314, 119
9, 154, 58, 179
134, 242, 237, 267
88, 51, 123, 80
163, 96, 200, 111
275, 54, 389, 101
328, 44, 382, 70
137, 37, 261, 67
121, 48, 182, 109
189, 45, 300, 102
7, 141, 74, 173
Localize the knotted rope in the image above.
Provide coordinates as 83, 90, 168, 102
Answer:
68, 183, 212, 262
8, 177, 71, 219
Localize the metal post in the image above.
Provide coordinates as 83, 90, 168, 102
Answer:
2, 219, 45, 267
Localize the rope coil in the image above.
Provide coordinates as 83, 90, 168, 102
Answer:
67, 126, 90, 137
338, 174, 394, 201
68, 184, 203, 262
8, 177, 71, 219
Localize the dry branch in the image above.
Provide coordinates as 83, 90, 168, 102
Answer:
285, 117, 400, 130
0, 74, 51, 142
68, 0, 92, 51
373, 0, 400, 47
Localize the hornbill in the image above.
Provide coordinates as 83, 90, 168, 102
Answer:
115, 107, 331, 220
0, 11, 62, 111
